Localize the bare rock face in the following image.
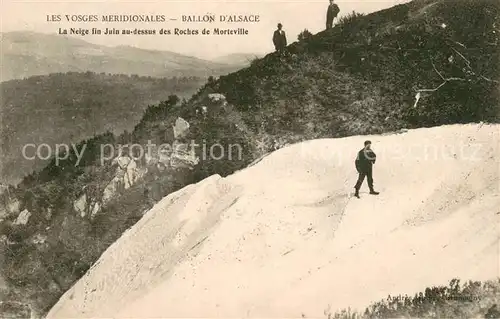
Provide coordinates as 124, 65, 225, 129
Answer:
72, 189, 105, 219
70, 117, 197, 221
102, 156, 147, 204
0, 207, 7, 220
73, 157, 148, 219
195, 106, 208, 117
31, 233, 48, 246
143, 117, 199, 171
0, 235, 9, 245
170, 141, 199, 169
102, 176, 123, 205
13, 209, 31, 225
0, 301, 32, 319
73, 194, 87, 218
0, 199, 20, 219
124, 159, 147, 190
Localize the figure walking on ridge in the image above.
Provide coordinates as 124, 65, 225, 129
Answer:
326, 0, 340, 29
273, 23, 287, 55
354, 140, 379, 198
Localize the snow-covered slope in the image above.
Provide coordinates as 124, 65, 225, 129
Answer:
47, 124, 500, 318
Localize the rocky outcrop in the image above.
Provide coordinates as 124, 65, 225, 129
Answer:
71, 132, 197, 220
144, 117, 199, 170
195, 106, 208, 117
73, 194, 87, 218
102, 156, 147, 204
8, 200, 20, 216
73, 192, 101, 219
66, 117, 198, 222
31, 234, 47, 246
170, 141, 199, 169
0, 301, 32, 319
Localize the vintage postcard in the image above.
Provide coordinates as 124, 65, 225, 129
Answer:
1, 0, 499, 318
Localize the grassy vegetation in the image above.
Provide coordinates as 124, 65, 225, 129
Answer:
0, 72, 205, 184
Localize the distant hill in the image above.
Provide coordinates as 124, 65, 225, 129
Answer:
0, 31, 242, 82
0, 72, 205, 184
212, 53, 263, 66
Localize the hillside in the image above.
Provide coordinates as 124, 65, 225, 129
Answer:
46, 123, 499, 318
0, 31, 241, 82
212, 53, 262, 66
1, 0, 499, 317
0, 72, 206, 184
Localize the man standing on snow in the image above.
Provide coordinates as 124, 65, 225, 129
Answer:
326, 0, 340, 29
354, 140, 380, 198
273, 23, 287, 54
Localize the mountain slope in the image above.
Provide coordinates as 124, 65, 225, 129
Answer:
212, 53, 262, 66
1, 0, 499, 317
0, 31, 241, 82
0, 72, 205, 184
46, 123, 500, 318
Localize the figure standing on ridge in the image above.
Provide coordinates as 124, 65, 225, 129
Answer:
354, 140, 379, 198
273, 23, 287, 55
326, 0, 340, 29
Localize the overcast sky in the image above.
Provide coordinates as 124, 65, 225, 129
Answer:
2, 0, 411, 60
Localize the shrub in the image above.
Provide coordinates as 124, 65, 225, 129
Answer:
298, 29, 314, 42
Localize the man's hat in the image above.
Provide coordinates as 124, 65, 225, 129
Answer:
277, 23, 283, 27
364, 140, 372, 146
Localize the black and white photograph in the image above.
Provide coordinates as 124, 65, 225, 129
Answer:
0, 0, 499, 318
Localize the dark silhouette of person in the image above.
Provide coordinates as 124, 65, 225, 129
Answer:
326, 0, 340, 29
354, 140, 379, 198
273, 23, 287, 54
